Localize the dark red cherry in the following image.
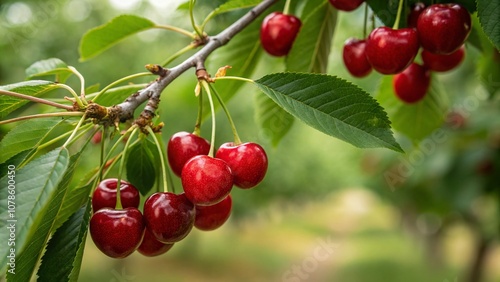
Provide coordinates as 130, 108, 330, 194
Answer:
91, 178, 140, 212
366, 27, 420, 74
195, 195, 232, 231
260, 12, 302, 57
89, 207, 145, 258
181, 155, 233, 205
91, 131, 102, 144
215, 142, 268, 189
328, 0, 364, 11
393, 63, 431, 104
407, 2, 426, 28
143, 192, 195, 243
137, 228, 174, 257
422, 45, 465, 72
342, 38, 372, 78
167, 131, 210, 177
417, 4, 471, 54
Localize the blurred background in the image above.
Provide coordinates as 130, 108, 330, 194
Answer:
1, 0, 499, 281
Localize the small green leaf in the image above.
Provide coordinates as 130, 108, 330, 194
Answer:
477, 0, 500, 50
79, 15, 156, 61
254, 92, 294, 146
126, 140, 157, 195
37, 200, 91, 282
376, 75, 449, 141
0, 80, 58, 118
365, 0, 399, 27
286, 0, 337, 73
92, 84, 146, 106
255, 73, 403, 152
0, 118, 65, 164
0, 148, 70, 278
52, 182, 94, 231
212, 0, 261, 15
25, 58, 73, 83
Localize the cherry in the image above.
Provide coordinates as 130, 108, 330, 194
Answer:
137, 228, 174, 257
143, 192, 195, 243
417, 4, 471, 54
260, 12, 302, 57
89, 207, 145, 258
91, 131, 102, 144
181, 155, 233, 205
342, 38, 372, 78
167, 131, 210, 177
393, 63, 431, 104
422, 45, 465, 72
215, 142, 268, 189
91, 178, 140, 212
195, 195, 232, 231
407, 2, 426, 28
328, 0, 364, 11
366, 27, 420, 74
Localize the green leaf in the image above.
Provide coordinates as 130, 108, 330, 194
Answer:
211, 0, 261, 15
286, 0, 337, 73
255, 73, 403, 152
254, 92, 295, 146
365, 0, 399, 27
25, 58, 73, 83
79, 15, 156, 61
376, 75, 449, 141
52, 181, 94, 232
477, 0, 500, 50
0, 148, 70, 278
0, 118, 65, 164
126, 139, 157, 195
0, 80, 58, 118
37, 200, 91, 282
92, 84, 146, 106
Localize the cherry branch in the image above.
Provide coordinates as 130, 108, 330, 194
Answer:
114, 0, 278, 123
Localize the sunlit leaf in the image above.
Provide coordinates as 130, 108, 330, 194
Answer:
25, 58, 73, 83
212, 0, 261, 15
0, 80, 58, 118
254, 92, 294, 146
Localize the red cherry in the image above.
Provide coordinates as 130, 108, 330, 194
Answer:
215, 142, 268, 189
194, 195, 232, 231
342, 38, 372, 78
417, 4, 471, 54
89, 207, 145, 258
91, 178, 140, 212
167, 131, 210, 177
422, 45, 465, 72
328, 0, 364, 11
393, 63, 431, 104
260, 12, 302, 57
366, 27, 420, 74
181, 155, 233, 205
143, 192, 195, 243
137, 228, 174, 257
91, 131, 102, 144
407, 2, 426, 28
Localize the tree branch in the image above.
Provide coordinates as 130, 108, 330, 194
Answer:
114, 0, 278, 123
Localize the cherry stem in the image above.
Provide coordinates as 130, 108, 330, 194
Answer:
194, 86, 203, 136
97, 127, 138, 183
363, 3, 368, 38
99, 126, 106, 181
209, 84, 242, 145
147, 126, 169, 193
92, 72, 152, 102
392, 0, 405, 30
68, 66, 88, 105
201, 80, 217, 157
0, 111, 83, 125
116, 127, 139, 209
189, 0, 204, 39
162, 43, 197, 67
57, 84, 85, 108
62, 113, 87, 148
155, 24, 196, 39
213, 76, 254, 84
283, 0, 292, 15
0, 89, 74, 111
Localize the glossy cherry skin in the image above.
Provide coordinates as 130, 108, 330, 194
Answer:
417, 4, 471, 54
366, 27, 420, 74
342, 38, 372, 78
195, 195, 232, 231
422, 45, 465, 72
91, 178, 140, 212
89, 207, 145, 258
167, 131, 210, 177
137, 228, 174, 257
260, 12, 302, 57
215, 142, 268, 189
407, 2, 426, 28
143, 192, 195, 243
393, 63, 431, 104
328, 0, 364, 11
181, 155, 233, 206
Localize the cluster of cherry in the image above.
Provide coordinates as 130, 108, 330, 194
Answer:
89, 132, 267, 258
340, 1, 471, 103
